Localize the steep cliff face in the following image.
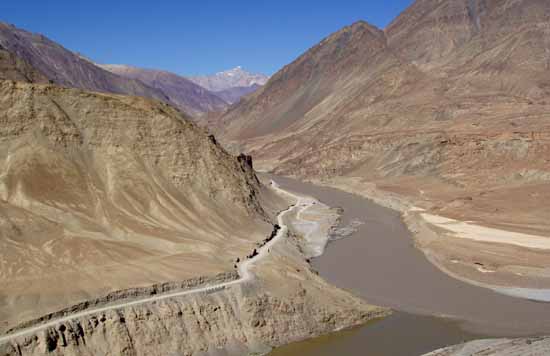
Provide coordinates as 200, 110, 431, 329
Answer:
0, 80, 272, 332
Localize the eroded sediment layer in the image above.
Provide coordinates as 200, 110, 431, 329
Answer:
4, 272, 238, 336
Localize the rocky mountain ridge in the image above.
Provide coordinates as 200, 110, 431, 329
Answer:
99, 64, 229, 116
0, 22, 172, 105
0, 78, 273, 332
190, 66, 269, 92
217, 0, 550, 289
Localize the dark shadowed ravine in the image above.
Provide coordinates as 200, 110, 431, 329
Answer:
269, 176, 550, 356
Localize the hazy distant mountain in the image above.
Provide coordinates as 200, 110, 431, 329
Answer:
100, 64, 229, 116
0, 22, 170, 104
213, 83, 262, 104
189, 67, 268, 104
190, 66, 268, 92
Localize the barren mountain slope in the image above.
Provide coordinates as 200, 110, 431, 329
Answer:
218, 0, 550, 288
0, 80, 278, 331
0, 23, 170, 104
0, 45, 48, 83
214, 84, 262, 104
100, 64, 229, 115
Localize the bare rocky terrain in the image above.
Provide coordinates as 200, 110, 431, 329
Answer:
0, 45, 48, 83
0, 78, 275, 331
213, 84, 263, 105
99, 64, 229, 116
217, 0, 550, 290
0, 60, 386, 354
0, 23, 173, 105
189, 67, 268, 96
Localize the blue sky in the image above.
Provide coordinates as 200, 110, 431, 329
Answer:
2, 0, 414, 76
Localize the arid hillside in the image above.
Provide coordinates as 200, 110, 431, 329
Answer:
0, 79, 278, 331
0, 23, 171, 105
0, 45, 48, 83
218, 0, 550, 287
100, 64, 229, 116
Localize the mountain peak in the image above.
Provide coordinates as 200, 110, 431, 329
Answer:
190, 67, 269, 92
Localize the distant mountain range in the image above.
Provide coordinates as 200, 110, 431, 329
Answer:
99, 64, 229, 116
189, 67, 269, 104
0, 22, 268, 116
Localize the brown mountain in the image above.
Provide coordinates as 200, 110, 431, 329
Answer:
0, 78, 274, 330
100, 64, 229, 116
0, 44, 48, 83
218, 0, 550, 287
214, 83, 262, 104
0, 22, 170, 104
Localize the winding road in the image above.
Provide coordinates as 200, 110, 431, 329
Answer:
0, 181, 309, 345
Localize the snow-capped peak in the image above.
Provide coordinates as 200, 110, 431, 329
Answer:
190, 67, 269, 92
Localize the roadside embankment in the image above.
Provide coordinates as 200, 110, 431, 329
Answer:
0, 182, 388, 356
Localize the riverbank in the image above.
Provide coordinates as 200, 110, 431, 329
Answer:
424, 336, 550, 356
269, 176, 550, 356
311, 176, 550, 301
0, 181, 388, 356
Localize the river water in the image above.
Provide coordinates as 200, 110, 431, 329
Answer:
270, 176, 550, 356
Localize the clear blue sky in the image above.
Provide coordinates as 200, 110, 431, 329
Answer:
2, 0, 414, 76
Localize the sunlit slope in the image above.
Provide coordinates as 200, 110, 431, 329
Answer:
0, 80, 274, 330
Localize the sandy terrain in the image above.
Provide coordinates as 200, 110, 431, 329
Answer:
420, 212, 550, 250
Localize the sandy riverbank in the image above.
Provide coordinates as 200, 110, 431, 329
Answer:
309, 176, 550, 302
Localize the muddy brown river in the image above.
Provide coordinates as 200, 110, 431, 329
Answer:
270, 176, 550, 356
